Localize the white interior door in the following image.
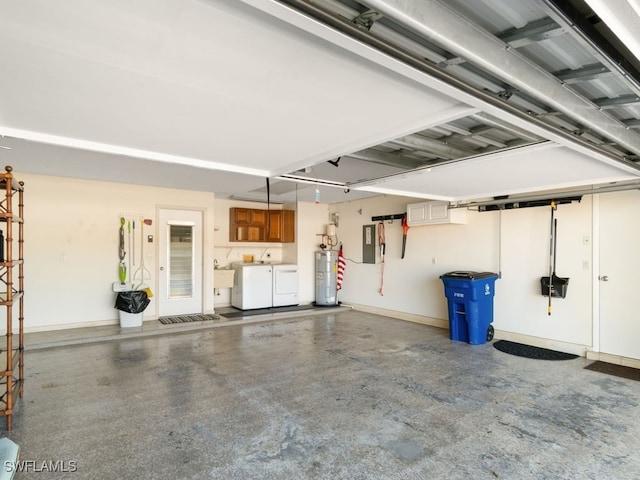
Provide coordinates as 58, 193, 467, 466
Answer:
599, 191, 640, 359
158, 209, 203, 316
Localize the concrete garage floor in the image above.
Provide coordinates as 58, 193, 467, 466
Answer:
6, 310, 640, 479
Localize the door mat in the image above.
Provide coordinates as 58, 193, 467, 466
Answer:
493, 340, 578, 360
584, 361, 640, 382
219, 304, 328, 319
158, 314, 221, 325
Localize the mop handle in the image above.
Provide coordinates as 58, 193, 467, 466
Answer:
548, 202, 556, 315
552, 218, 558, 273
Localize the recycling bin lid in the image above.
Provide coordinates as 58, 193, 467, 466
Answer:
441, 271, 497, 279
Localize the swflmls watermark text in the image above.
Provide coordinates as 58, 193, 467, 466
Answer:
4, 460, 78, 473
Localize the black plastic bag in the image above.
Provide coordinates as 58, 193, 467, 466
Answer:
115, 290, 150, 313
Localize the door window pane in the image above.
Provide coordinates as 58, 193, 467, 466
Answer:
169, 225, 193, 298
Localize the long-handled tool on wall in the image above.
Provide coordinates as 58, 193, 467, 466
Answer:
118, 217, 126, 284
540, 201, 569, 315
546, 202, 556, 316
378, 221, 385, 296
133, 218, 153, 298
401, 214, 410, 259
132, 220, 136, 267
127, 219, 132, 282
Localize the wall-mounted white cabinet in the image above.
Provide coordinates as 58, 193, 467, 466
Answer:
407, 201, 466, 226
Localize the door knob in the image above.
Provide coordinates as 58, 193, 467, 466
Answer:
160, 266, 165, 271
599, 275, 608, 282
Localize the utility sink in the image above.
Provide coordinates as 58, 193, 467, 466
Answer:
214, 268, 235, 289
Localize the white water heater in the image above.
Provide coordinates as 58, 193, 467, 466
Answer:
315, 250, 338, 306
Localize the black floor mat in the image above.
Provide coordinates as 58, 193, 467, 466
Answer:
493, 340, 578, 360
584, 361, 640, 381
158, 314, 221, 325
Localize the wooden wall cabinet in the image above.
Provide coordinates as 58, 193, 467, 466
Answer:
230, 208, 295, 243
231, 208, 265, 242
267, 209, 295, 243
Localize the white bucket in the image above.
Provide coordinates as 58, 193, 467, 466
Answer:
119, 311, 143, 328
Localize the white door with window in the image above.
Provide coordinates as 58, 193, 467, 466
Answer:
158, 209, 203, 316
598, 191, 640, 359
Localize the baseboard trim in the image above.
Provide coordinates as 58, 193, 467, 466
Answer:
345, 303, 448, 330
344, 303, 590, 357
585, 351, 640, 369
18, 309, 225, 334
21, 316, 161, 334
21, 318, 119, 334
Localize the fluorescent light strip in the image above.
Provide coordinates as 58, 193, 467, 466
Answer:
355, 184, 451, 201
0, 127, 269, 177
276, 174, 347, 188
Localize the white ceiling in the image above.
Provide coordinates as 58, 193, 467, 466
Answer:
1, 0, 640, 204
356, 143, 637, 201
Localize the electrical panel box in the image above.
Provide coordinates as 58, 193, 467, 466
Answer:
362, 224, 376, 264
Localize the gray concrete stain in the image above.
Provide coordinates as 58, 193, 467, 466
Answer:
385, 438, 425, 461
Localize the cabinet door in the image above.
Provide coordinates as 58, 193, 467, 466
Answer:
266, 210, 283, 242
407, 203, 428, 225
428, 202, 449, 221
247, 226, 264, 242
281, 210, 295, 243
233, 208, 252, 225
251, 209, 267, 226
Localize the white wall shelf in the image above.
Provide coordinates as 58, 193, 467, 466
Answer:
407, 201, 467, 226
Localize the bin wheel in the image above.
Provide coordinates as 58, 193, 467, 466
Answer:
486, 325, 494, 342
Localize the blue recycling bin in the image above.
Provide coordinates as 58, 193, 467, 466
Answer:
440, 271, 498, 345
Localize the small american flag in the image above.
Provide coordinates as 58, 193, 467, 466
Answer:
337, 245, 346, 290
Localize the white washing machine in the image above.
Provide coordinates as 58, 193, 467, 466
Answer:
272, 264, 299, 307
231, 263, 273, 310
231, 263, 299, 310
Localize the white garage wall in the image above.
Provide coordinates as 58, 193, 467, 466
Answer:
332, 195, 497, 317
11, 172, 215, 332
293, 201, 330, 305
8, 169, 624, 356
332, 194, 594, 351
497, 198, 593, 347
